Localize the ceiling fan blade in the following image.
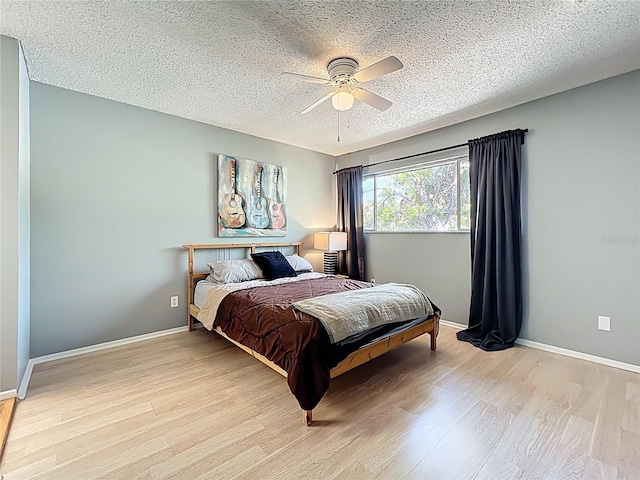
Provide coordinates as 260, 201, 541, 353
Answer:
352, 56, 403, 84
280, 72, 331, 84
352, 88, 393, 111
299, 90, 337, 115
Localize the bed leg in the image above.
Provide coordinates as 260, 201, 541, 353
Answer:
188, 314, 194, 332
303, 410, 313, 426
430, 315, 439, 351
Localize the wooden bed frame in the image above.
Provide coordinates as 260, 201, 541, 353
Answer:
183, 242, 439, 425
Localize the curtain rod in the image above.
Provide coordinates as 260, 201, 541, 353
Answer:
333, 128, 529, 174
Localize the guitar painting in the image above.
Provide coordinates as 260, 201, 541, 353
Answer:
269, 167, 286, 229
247, 164, 269, 229
219, 158, 246, 229
217, 154, 287, 237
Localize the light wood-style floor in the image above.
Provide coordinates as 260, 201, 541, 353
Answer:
1, 326, 638, 480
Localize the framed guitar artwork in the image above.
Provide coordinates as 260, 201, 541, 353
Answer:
269, 167, 286, 229
217, 154, 287, 237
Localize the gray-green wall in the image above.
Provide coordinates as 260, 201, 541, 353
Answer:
24, 70, 640, 366
0, 35, 30, 393
337, 71, 640, 366
29, 82, 335, 358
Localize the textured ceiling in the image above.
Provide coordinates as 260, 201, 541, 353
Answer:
1, 0, 639, 155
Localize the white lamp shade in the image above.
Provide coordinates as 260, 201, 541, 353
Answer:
331, 90, 354, 111
314, 232, 347, 251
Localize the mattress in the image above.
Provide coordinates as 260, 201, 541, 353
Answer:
194, 280, 216, 308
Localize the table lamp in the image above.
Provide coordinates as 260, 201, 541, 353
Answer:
314, 232, 347, 275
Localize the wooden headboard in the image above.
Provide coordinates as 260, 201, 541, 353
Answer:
182, 241, 303, 315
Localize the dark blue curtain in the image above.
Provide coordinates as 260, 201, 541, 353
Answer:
457, 129, 526, 351
336, 166, 365, 281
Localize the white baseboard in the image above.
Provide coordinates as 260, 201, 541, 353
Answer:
18, 325, 189, 400
439, 319, 640, 373
17, 360, 34, 400
440, 319, 466, 330
0, 389, 17, 401
16, 320, 639, 401
514, 338, 640, 373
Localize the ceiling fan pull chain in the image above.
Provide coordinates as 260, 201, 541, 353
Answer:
337, 108, 341, 142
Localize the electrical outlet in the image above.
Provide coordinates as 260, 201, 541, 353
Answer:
371, 278, 376, 284
598, 315, 610, 331
170, 296, 179, 308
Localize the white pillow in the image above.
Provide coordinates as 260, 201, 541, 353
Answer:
207, 259, 264, 284
286, 254, 313, 272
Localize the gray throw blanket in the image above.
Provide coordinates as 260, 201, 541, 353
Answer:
292, 283, 433, 344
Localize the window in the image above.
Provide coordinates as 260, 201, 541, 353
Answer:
363, 155, 470, 232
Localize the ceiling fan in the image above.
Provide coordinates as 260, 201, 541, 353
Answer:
280, 56, 403, 115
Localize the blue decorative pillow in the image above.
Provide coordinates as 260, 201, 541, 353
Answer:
251, 251, 298, 281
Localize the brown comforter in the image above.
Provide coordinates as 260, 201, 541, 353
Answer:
214, 276, 439, 410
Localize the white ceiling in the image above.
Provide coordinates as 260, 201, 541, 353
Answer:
1, 1, 638, 156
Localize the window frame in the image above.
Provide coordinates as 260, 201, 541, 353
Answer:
363, 154, 470, 233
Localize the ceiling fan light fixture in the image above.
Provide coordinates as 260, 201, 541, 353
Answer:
282, 55, 402, 116
332, 90, 354, 111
